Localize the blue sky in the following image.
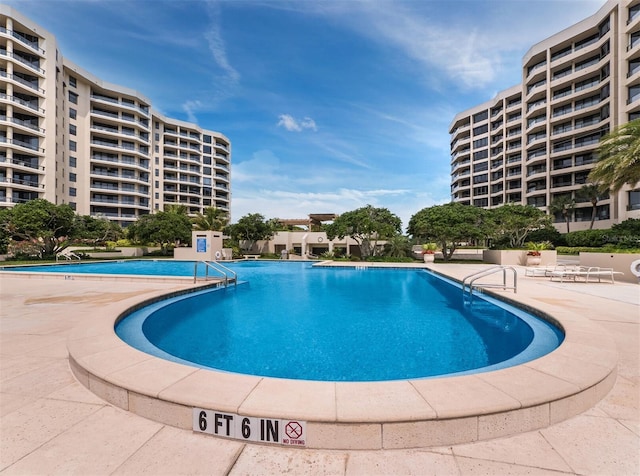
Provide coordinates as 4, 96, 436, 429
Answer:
9, 0, 603, 228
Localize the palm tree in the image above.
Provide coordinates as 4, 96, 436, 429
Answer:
164, 204, 189, 215
549, 194, 575, 233
576, 184, 601, 230
588, 118, 640, 193
192, 206, 228, 231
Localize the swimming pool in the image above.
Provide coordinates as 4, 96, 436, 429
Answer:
1, 259, 218, 277
112, 261, 563, 381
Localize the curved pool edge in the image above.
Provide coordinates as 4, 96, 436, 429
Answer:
66, 267, 618, 450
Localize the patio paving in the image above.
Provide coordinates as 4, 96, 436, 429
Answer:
0, 263, 638, 475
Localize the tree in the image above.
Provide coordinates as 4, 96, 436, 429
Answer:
383, 234, 411, 259
225, 213, 275, 252
164, 204, 189, 215
487, 204, 552, 248
576, 184, 602, 230
74, 215, 123, 244
0, 199, 76, 257
127, 211, 192, 254
588, 118, 640, 193
549, 194, 575, 233
407, 203, 489, 261
192, 207, 229, 231
324, 205, 402, 258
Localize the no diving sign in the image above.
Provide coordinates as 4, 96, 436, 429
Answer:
193, 408, 307, 447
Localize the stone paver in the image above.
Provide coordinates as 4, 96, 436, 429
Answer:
0, 265, 638, 475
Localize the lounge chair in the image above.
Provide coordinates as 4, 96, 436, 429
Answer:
549, 266, 624, 284
56, 249, 81, 261
525, 264, 576, 277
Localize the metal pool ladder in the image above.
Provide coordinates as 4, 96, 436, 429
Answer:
194, 260, 237, 287
462, 266, 517, 298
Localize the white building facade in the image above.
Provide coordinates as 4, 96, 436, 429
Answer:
450, 0, 640, 231
0, 5, 231, 226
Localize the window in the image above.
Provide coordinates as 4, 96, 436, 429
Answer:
69, 156, 77, 167
68, 91, 78, 104
575, 94, 600, 111
473, 111, 488, 122
629, 85, 640, 104
69, 76, 77, 88
69, 187, 76, 197
630, 31, 640, 50
630, 4, 640, 23
204, 167, 212, 175
553, 104, 572, 117
553, 122, 572, 135
203, 145, 212, 154
203, 134, 212, 144
575, 34, 598, 51
473, 137, 488, 148
551, 46, 572, 62
552, 66, 572, 80
69, 108, 77, 120
473, 162, 488, 172
473, 174, 488, 184
69, 140, 76, 152
599, 16, 610, 36
69, 173, 76, 182
69, 124, 76, 136
629, 190, 640, 211
473, 149, 488, 160
575, 55, 599, 71
473, 124, 488, 135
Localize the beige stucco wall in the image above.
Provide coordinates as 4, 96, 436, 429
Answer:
173, 231, 225, 261
579, 252, 640, 284
483, 250, 557, 266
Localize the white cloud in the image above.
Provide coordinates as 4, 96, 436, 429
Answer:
182, 100, 202, 123
282, 0, 605, 91
277, 114, 318, 132
230, 149, 450, 228
204, 1, 240, 85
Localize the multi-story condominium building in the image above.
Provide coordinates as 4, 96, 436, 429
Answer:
450, 0, 640, 231
0, 5, 231, 226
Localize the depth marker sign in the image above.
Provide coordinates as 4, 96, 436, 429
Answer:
193, 408, 307, 447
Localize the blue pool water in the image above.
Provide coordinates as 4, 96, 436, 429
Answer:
109, 261, 564, 382
2, 259, 215, 277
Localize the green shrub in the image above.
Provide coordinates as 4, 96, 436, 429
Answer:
564, 229, 608, 247
527, 227, 566, 247
556, 245, 640, 255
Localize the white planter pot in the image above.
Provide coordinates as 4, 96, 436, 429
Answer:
423, 253, 435, 263
527, 256, 542, 266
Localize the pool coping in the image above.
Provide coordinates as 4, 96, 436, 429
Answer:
66, 263, 618, 450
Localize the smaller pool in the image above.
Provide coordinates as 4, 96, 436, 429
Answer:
1, 259, 207, 277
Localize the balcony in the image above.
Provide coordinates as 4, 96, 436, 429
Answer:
0, 49, 45, 75
0, 71, 43, 94
0, 27, 44, 54
0, 115, 44, 134
0, 137, 43, 153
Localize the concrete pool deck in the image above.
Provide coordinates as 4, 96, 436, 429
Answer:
1, 263, 638, 474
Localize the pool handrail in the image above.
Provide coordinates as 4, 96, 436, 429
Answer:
194, 260, 237, 286
462, 266, 517, 298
